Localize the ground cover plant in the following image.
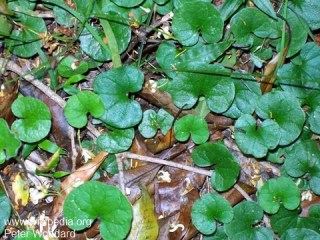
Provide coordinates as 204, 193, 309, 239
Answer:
0, 0, 320, 239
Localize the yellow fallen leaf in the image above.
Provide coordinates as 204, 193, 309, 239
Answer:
11, 172, 29, 208
127, 186, 159, 240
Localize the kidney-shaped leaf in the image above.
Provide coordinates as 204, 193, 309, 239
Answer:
63, 181, 132, 240
11, 97, 51, 143
0, 119, 21, 163
234, 114, 280, 158
0, 188, 11, 235
174, 114, 209, 144
255, 91, 305, 146
257, 177, 300, 214
156, 40, 233, 79
64, 91, 104, 128
224, 201, 273, 240
192, 142, 240, 191
163, 66, 235, 113
94, 65, 144, 128
138, 109, 174, 138
284, 140, 320, 195
230, 7, 279, 47
172, 1, 223, 46
191, 193, 233, 235
97, 128, 134, 153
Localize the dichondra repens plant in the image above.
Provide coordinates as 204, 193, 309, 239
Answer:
1, 0, 320, 239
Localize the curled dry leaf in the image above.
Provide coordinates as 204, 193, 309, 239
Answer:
50, 151, 108, 227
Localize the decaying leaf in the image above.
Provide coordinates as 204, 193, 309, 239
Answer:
127, 186, 159, 240
11, 172, 29, 208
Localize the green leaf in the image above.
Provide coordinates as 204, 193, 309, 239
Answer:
163, 66, 235, 113
94, 65, 144, 128
203, 227, 228, 240
0, 188, 11, 235
97, 128, 134, 153
281, 228, 320, 240
63, 181, 132, 240
255, 91, 305, 146
230, 7, 279, 47
173, 0, 211, 10
257, 177, 300, 214
275, 8, 308, 58
38, 139, 65, 155
14, 230, 44, 240
234, 114, 280, 158
309, 106, 320, 134
192, 142, 240, 191
252, 0, 277, 19
94, 0, 153, 23
270, 206, 320, 236
172, 1, 223, 46
36, 149, 60, 173
156, 40, 233, 79
278, 43, 320, 98
223, 76, 262, 118
0, 119, 21, 163
288, 0, 320, 30
194, 97, 210, 119
174, 115, 209, 144
0, 15, 12, 36
224, 201, 273, 240
79, 13, 131, 62
101, 154, 119, 174
57, 56, 89, 78
11, 97, 51, 143
156, 0, 173, 15
191, 193, 233, 235
7, 7, 46, 58
53, 6, 75, 27
138, 109, 174, 138
284, 140, 320, 195
219, 0, 243, 21
111, 0, 144, 7
52, 171, 70, 178
64, 91, 105, 128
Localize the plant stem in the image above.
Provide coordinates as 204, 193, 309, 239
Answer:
100, 19, 122, 68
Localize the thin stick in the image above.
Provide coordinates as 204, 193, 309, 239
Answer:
118, 152, 212, 176
234, 184, 253, 201
116, 155, 126, 194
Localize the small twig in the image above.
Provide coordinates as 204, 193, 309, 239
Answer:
118, 152, 254, 201
70, 129, 78, 171
116, 155, 126, 194
234, 184, 253, 201
117, 152, 213, 176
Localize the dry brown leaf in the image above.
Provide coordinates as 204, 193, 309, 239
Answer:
50, 151, 108, 223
